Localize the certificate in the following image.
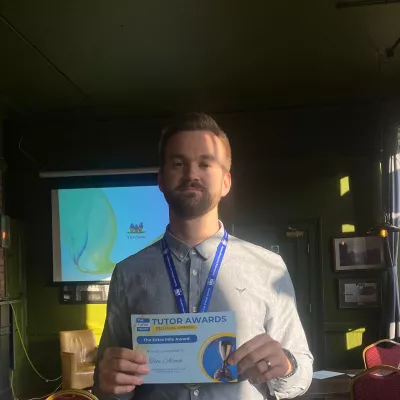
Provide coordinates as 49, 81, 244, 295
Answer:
131, 311, 237, 384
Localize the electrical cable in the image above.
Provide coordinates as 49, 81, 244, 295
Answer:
10, 370, 61, 400
9, 302, 61, 382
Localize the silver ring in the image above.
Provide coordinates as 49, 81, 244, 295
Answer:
266, 360, 272, 370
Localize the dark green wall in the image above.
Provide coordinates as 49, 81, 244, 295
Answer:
232, 154, 382, 368
3, 105, 382, 393
6, 220, 29, 397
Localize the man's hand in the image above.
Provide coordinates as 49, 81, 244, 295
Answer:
228, 334, 292, 384
98, 347, 150, 394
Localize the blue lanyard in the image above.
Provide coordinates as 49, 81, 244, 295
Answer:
162, 230, 228, 314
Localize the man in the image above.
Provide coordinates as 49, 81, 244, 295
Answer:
93, 112, 313, 399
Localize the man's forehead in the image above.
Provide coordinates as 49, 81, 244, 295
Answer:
165, 130, 228, 168
167, 130, 223, 149
169, 153, 217, 160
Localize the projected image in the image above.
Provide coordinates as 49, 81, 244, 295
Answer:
53, 186, 169, 282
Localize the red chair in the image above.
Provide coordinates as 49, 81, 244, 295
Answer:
363, 339, 400, 369
351, 365, 400, 400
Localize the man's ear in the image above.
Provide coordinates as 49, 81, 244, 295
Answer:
221, 171, 231, 198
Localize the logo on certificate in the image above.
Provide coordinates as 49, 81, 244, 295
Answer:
136, 318, 151, 332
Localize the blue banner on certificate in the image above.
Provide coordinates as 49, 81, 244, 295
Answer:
131, 311, 237, 384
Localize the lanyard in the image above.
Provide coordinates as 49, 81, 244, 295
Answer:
162, 230, 228, 314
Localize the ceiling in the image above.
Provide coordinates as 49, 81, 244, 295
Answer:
1, 0, 400, 119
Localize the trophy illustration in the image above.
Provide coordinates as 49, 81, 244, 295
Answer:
214, 340, 234, 381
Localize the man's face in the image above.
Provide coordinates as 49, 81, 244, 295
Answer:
159, 130, 231, 219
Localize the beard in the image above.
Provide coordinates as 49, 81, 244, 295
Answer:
163, 180, 219, 219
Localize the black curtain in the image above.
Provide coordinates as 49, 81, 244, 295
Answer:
380, 125, 400, 340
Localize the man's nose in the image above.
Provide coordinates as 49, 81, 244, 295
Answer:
183, 163, 199, 180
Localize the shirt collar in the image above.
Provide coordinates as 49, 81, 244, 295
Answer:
164, 221, 225, 260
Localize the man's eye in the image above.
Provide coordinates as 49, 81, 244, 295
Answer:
173, 161, 183, 167
201, 163, 211, 168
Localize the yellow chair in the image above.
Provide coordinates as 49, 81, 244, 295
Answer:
59, 330, 98, 390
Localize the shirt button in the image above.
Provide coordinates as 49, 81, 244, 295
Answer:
192, 270, 198, 276
191, 250, 196, 255
194, 389, 199, 396
192, 306, 197, 313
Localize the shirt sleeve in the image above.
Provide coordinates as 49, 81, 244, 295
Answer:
265, 260, 314, 399
93, 264, 134, 400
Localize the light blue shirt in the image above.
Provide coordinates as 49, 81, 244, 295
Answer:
94, 224, 313, 399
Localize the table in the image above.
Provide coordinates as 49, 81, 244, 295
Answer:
300, 370, 362, 399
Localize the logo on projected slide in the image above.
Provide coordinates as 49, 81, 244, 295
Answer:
128, 222, 145, 233
127, 222, 146, 239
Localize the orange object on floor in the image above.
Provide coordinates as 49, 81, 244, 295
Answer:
46, 389, 98, 400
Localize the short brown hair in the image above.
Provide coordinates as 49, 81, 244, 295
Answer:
159, 112, 232, 171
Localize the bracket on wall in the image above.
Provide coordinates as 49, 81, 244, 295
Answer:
337, 0, 400, 9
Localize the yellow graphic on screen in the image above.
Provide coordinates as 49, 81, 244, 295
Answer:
60, 189, 117, 274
